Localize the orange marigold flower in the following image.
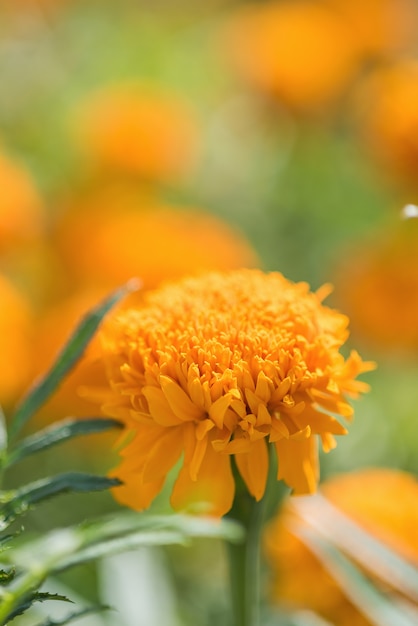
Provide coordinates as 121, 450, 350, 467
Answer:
0, 151, 44, 253
265, 468, 418, 626
325, 0, 418, 57
85, 269, 373, 517
53, 188, 259, 293
72, 83, 199, 182
0, 273, 33, 408
332, 217, 418, 353
219, 1, 360, 113
354, 60, 418, 188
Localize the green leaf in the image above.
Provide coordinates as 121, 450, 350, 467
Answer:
6, 417, 122, 468
0, 567, 15, 585
9, 279, 140, 441
33, 604, 111, 626
0, 472, 121, 528
0, 512, 243, 625
5, 591, 73, 623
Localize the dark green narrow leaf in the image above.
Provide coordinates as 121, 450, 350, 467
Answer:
9, 279, 140, 441
0, 472, 121, 528
6, 417, 122, 467
33, 604, 111, 626
5, 592, 73, 623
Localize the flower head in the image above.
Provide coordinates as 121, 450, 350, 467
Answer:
86, 269, 373, 516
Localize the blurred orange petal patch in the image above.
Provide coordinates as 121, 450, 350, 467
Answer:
219, 0, 361, 113
73, 83, 200, 182
0, 151, 44, 253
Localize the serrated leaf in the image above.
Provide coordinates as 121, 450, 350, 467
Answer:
33, 604, 111, 626
6, 417, 122, 468
9, 279, 140, 441
0, 472, 121, 528
5, 591, 73, 623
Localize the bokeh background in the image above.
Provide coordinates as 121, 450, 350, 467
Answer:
1, 1, 418, 624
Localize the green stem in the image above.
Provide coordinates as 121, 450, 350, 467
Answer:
226, 445, 289, 626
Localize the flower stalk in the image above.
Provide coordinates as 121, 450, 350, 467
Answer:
227, 445, 289, 626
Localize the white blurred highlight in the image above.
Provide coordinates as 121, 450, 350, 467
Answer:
401, 204, 418, 219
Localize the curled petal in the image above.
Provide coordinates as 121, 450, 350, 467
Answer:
171, 442, 235, 516
235, 438, 269, 501
160, 375, 203, 421
275, 436, 319, 495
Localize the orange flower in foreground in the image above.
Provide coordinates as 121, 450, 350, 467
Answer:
85, 269, 373, 516
355, 61, 418, 187
73, 83, 199, 182
332, 217, 418, 353
265, 469, 418, 626
0, 273, 33, 408
219, 1, 360, 113
0, 151, 44, 253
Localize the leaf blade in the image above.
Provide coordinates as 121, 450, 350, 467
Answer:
9, 280, 140, 441
0, 472, 121, 528
6, 417, 122, 467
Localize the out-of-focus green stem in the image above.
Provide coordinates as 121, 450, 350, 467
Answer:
227, 445, 289, 626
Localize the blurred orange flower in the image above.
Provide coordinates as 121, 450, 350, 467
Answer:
83, 269, 373, 516
0, 273, 33, 409
332, 217, 418, 353
53, 187, 259, 294
73, 83, 199, 182
265, 468, 418, 626
0, 151, 44, 254
355, 61, 418, 188
325, 0, 418, 57
219, 0, 360, 113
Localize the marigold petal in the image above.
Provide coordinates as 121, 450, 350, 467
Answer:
235, 438, 269, 501
245, 388, 261, 414
142, 385, 181, 426
257, 403, 272, 427
171, 442, 235, 516
109, 464, 165, 511
269, 416, 290, 442
275, 436, 319, 494
221, 436, 252, 454
292, 405, 348, 436
142, 428, 183, 482
209, 394, 233, 429
189, 436, 209, 481
255, 371, 272, 403
160, 375, 202, 421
